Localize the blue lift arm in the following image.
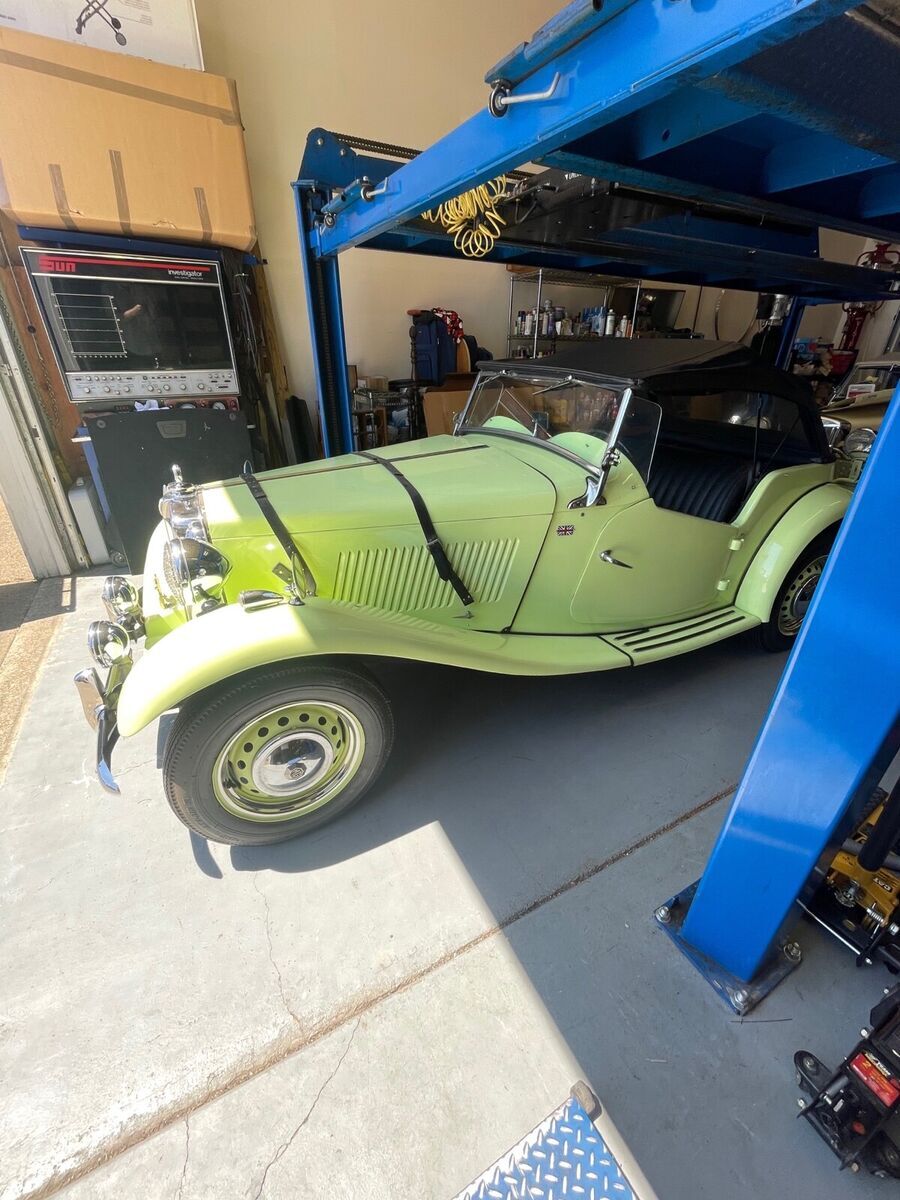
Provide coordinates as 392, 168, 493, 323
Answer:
295, 0, 900, 453
312, 0, 867, 258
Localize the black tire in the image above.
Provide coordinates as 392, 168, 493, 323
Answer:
757, 530, 835, 652
163, 661, 394, 845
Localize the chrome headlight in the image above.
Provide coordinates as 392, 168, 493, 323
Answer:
88, 620, 132, 669
101, 575, 141, 621
163, 538, 230, 594
844, 427, 877, 459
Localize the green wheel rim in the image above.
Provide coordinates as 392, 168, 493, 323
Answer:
212, 700, 366, 823
777, 554, 827, 637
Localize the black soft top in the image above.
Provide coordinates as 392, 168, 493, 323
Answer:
493, 339, 817, 410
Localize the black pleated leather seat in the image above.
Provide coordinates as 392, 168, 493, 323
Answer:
647, 447, 752, 523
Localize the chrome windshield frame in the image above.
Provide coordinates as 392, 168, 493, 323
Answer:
594, 385, 634, 502
455, 369, 638, 505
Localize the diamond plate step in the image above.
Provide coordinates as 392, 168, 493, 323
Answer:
452, 1083, 656, 1200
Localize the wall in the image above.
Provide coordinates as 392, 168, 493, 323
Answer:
193, 0, 560, 404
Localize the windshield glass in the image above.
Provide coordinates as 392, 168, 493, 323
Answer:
831, 363, 900, 405
460, 371, 661, 481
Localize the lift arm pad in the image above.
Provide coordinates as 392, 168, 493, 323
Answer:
736, 482, 850, 622
116, 598, 631, 737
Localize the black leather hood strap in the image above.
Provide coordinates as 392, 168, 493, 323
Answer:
357, 452, 474, 607
240, 470, 315, 595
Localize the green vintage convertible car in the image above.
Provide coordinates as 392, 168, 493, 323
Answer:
76, 340, 853, 844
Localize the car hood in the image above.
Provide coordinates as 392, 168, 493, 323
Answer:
201, 435, 558, 541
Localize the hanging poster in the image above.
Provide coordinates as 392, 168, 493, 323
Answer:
0, 0, 203, 69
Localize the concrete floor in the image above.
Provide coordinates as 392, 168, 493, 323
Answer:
0, 498, 68, 781
1, 573, 894, 1200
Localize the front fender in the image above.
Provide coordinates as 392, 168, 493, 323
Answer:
736, 482, 850, 622
116, 597, 631, 736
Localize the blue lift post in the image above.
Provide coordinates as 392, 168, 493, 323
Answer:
292, 180, 354, 457
294, 0, 900, 1010
657, 387, 900, 1011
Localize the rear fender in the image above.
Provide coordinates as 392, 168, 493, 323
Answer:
736, 483, 849, 622
116, 597, 630, 736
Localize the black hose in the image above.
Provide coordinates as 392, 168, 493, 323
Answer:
844, 777, 900, 873
859, 778, 900, 873
841, 840, 900, 875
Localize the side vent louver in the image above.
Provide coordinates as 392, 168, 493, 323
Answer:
333, 538, 519, 611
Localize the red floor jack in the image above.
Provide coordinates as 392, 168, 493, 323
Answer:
795, 984, 900, 1178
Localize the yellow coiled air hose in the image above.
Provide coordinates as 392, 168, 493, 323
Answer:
422, 176, 510, 258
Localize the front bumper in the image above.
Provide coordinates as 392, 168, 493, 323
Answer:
74, 667, 122, 793
74, 599, 137, 793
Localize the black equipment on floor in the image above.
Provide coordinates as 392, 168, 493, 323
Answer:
796, 985, 900, 1178
86, 408, 251, 570
799, 780, 900, 973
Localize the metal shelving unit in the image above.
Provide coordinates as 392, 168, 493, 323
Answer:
506, 267, 642, 358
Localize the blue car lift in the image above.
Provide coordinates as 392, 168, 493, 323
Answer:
294, 0, 900, 1021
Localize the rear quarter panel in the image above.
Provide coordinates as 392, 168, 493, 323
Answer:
735, 478, 850, 621
721, 463, 836, 603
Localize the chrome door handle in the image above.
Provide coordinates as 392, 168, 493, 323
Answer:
599, 549, 632, 569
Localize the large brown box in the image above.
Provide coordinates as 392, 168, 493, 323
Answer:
422, 375, 476, 437
0, 27, 256, 250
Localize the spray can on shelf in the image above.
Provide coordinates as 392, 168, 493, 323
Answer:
604, 309, 616, 337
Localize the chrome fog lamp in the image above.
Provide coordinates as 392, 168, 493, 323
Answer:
101, 575, 141, 621
88, 620, 132, 669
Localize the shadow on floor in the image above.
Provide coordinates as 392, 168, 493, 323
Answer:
0, 580, 39, 639
0, 574, 78, 637
224, 630, 774, 906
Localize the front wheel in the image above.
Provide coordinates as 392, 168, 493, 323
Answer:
757, 532, 834, 652
163, 662, 394, 844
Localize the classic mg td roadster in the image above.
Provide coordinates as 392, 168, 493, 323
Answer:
76, 340, 860, 845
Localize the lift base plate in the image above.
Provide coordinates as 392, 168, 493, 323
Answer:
654, 880, 802, 1016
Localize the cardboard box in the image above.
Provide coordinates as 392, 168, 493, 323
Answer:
0, 0, 203, 70
423, 374, 476, 437
0, 27, 256, 250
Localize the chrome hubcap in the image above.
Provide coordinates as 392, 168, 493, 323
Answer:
251, 731, 335, 795
213, 700, 366, 823
777, 555, 827, 636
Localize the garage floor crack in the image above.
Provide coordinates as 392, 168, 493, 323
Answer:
250, 1018, 360, 1200
174, 1117, 189, 1200
253, 878, 303, 1027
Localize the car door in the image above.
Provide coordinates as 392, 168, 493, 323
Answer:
570, 498, 735, 628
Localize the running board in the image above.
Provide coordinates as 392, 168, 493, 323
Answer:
605, 606, 759, 665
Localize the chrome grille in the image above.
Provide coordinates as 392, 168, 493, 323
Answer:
161, 541, 180, 595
